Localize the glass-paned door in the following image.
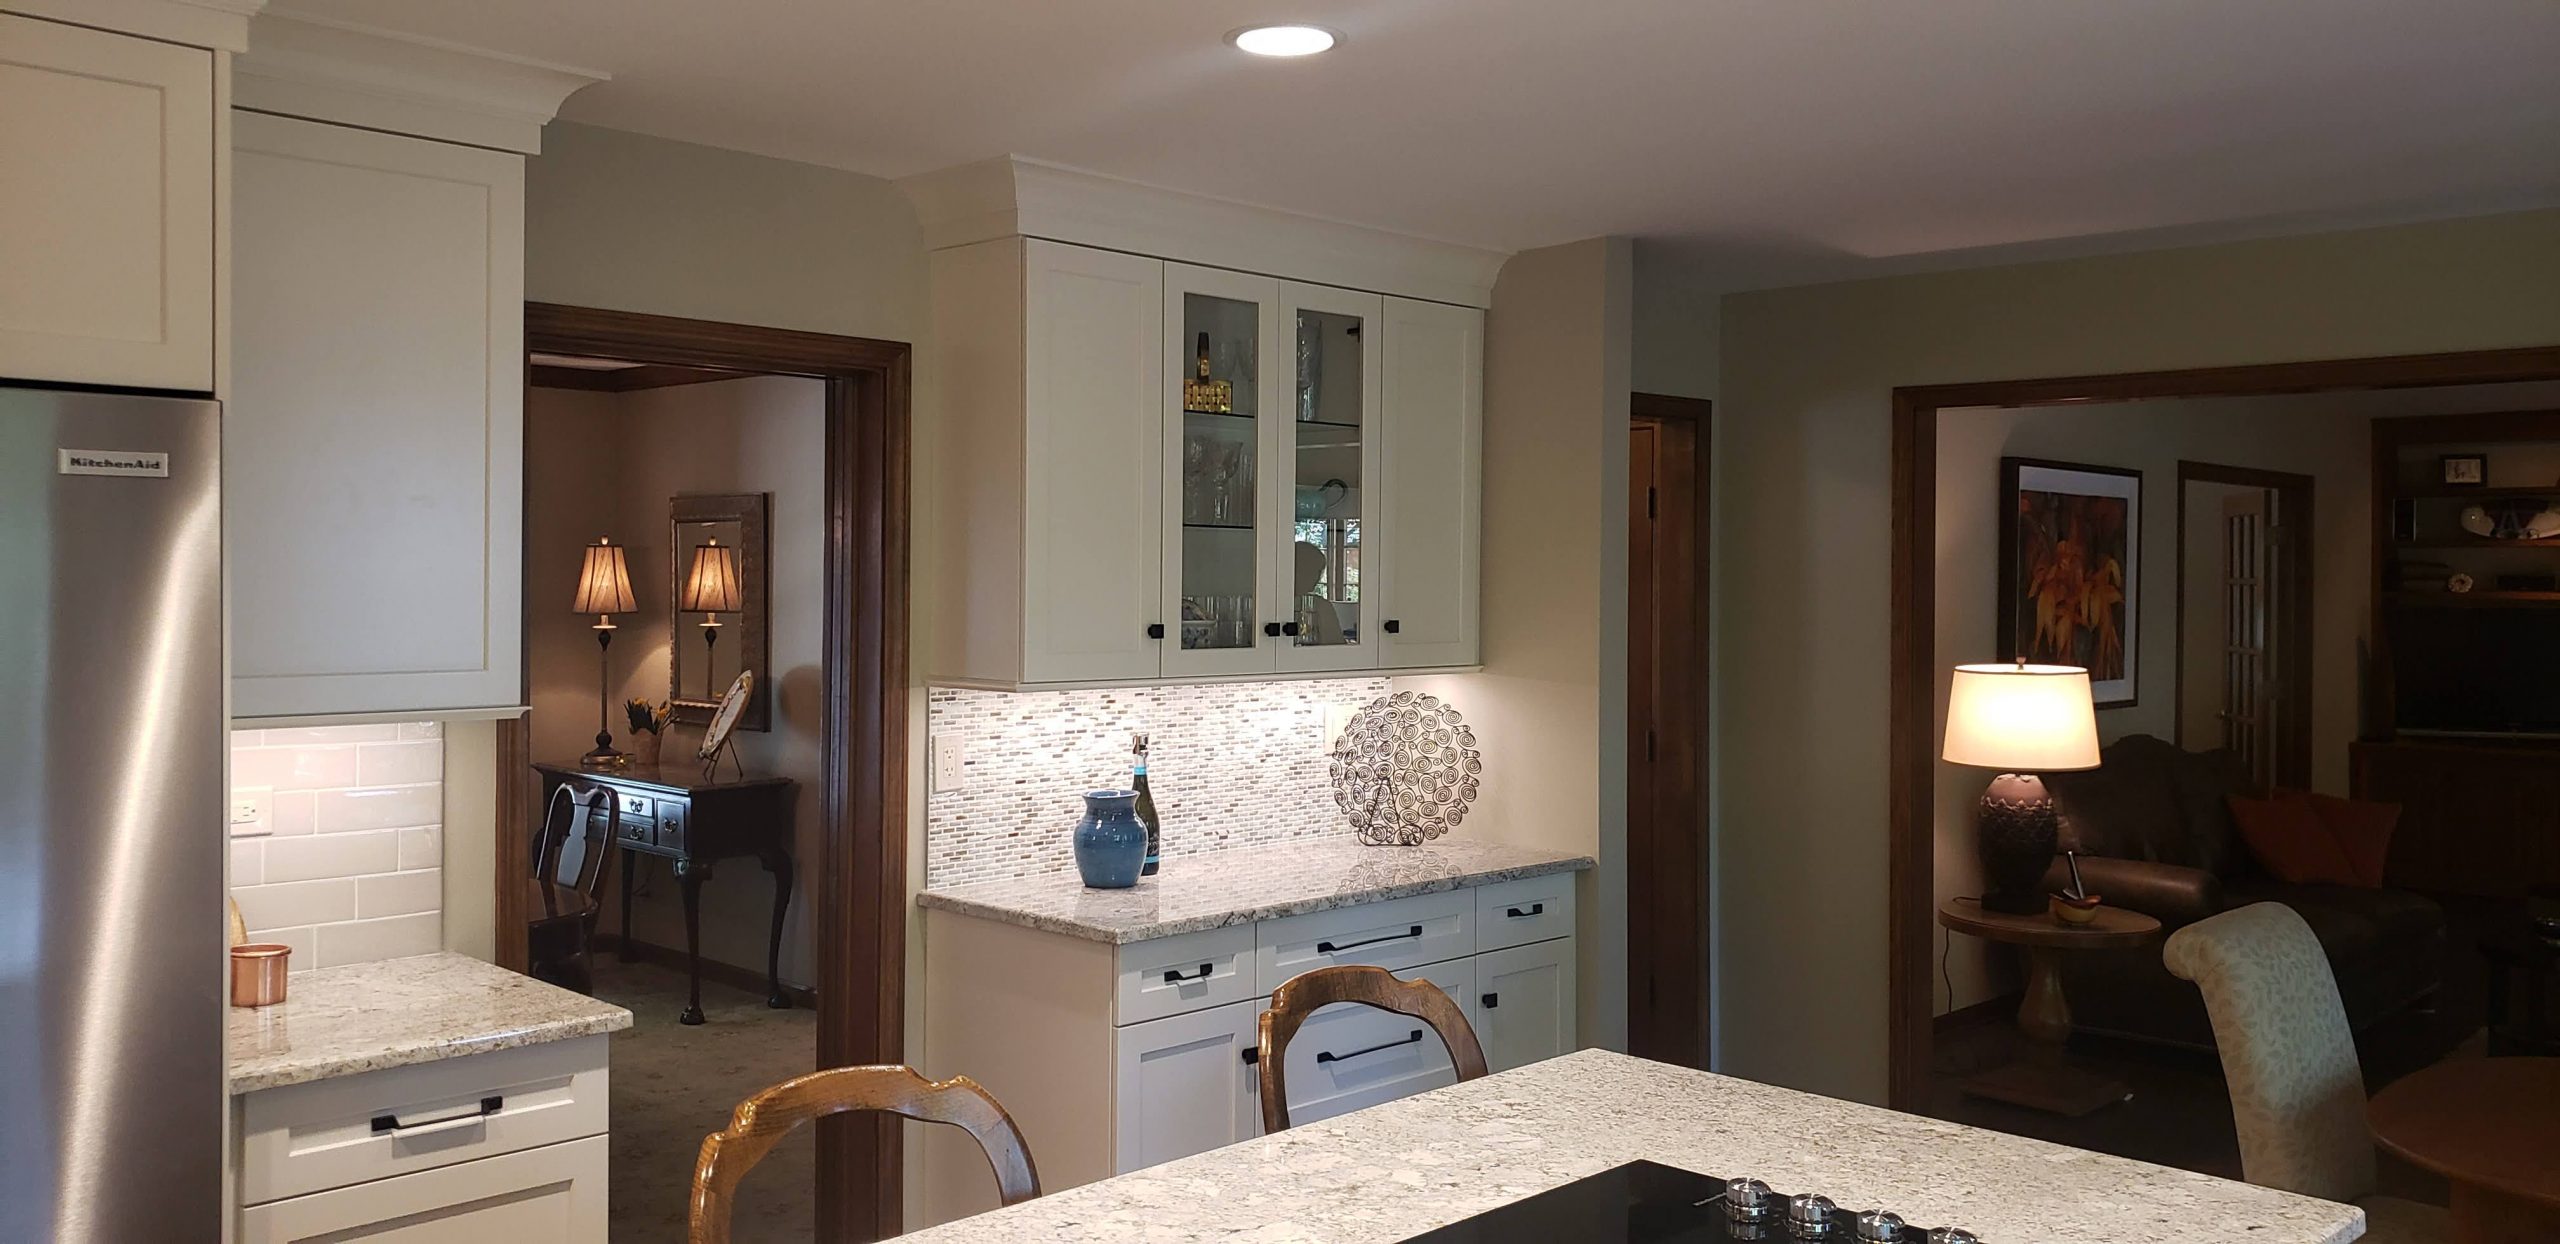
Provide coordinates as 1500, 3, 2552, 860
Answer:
1276, 283, 1383, 672
1162, 265, 1282, 676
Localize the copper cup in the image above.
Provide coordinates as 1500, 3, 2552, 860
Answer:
230, 943, 291, 1008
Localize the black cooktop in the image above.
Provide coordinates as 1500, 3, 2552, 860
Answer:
1399, 1161, 1960, 1242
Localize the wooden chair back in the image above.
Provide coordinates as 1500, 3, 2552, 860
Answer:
689, 1065, 1038, 1244
1256, 964, 1489, 1133
532, 783, 612, 913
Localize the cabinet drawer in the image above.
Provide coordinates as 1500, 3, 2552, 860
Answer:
1474, 875, 1576, 952
1115, 923, 1256, 1026
238, 1035, 609, 1206
1256, 889, 1472, 990
237, 1134, 606, 1243
1275, 959, 1473, 1128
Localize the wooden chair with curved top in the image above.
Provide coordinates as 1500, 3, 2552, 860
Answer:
688, 1064, 1038, 1244
1257, 964, 1489, 1133
526, 783, 612, 993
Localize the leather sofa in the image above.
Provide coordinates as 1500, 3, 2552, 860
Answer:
2035, 734, 2444, 1049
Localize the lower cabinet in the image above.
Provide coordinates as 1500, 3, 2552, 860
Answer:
1470, 937, 1577, 1074
1111, 997, 1262, 1172
236, 1135, 606, 1243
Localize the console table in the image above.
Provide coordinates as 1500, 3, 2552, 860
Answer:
534, 762, 798, 1025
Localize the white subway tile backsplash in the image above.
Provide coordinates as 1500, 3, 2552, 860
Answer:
356, 869, 441, 919
316, 913, 441, 966
232, 878, 357, 929
314, 785, 441, 832
264, 830, 400, 883
229, 723, 447, 969
924, 679, 1389, 887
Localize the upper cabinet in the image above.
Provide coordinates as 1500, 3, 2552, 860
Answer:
928, 235, 1483, 689
223, 17, 598, 719
0, 11, 218, 391
228, 112, 527, 718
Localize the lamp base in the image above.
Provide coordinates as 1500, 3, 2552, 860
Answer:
1977, 772, 2059, 915
580, 728, 629, 770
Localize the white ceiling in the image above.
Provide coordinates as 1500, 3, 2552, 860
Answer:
272, 0, 2560, 288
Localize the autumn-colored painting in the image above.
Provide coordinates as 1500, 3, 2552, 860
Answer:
1998, 459, 2141, 707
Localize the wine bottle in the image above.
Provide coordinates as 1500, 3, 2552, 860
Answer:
1133, 732, 1161, 876
1182, 331, 1233, 414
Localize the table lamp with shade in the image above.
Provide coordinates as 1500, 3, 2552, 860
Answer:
679, 538, 743, 699
1942, 661, 2102, 914
572, 537, 637, 768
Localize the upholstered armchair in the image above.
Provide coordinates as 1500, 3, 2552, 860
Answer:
2163, 904, 2449, 1243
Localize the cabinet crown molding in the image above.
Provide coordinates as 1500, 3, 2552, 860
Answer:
237, 13, 604, 153
900, 155, 1509, 309
3, 0, 265, 50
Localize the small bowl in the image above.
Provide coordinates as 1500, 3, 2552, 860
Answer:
230, 943, 291, 1007
2051, 894, 2103, 926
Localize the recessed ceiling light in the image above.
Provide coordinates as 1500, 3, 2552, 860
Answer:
1228, 25, 1338, 57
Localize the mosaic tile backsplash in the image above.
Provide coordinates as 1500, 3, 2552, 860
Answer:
926, 679, 1393, 887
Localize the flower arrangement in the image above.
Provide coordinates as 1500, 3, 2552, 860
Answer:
625, 698, 672, 735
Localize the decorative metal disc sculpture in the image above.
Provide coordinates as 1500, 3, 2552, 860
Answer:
1329, 691, 1482, 846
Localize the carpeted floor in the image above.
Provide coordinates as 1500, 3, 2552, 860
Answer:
595, 957, 819, 1244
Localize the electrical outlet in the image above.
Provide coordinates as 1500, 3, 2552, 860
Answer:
230, 786, 272, 837
931, 735, 966, 793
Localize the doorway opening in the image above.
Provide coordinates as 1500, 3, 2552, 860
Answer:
1628, 392, 1710, 1068
502, 304, 911, 1242
2175, 461, 2313, 791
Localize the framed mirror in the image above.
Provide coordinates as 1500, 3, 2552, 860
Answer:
669, 492, 770, 731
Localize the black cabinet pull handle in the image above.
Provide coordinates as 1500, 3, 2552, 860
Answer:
1263, 621, 1283, 637
1281, 621, 1301, 637
1162, 963, 1214, 985
1241, 1046, 1259, 1066
1317, 1029, 1424, 1065
1481, 992, 1499, 1009
1315, 925, 1422, 955
1382, 619, 1402, 634
1505, 903, 1544, 919
1146, 623, 1165, 640
373, 1096, 503, 1135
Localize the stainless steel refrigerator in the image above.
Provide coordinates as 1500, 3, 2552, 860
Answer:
1, 385, 223, 1242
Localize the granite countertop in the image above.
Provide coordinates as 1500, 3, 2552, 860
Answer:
227, 952, 632, 1094
896, 1048, 2363, 1244
916, 837, 1595, 944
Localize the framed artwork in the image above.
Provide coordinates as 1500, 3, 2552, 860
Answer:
1998, 458, 2141, 708
2440, 453, 2487, 487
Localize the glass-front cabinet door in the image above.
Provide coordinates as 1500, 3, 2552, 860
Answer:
1161, 264, 1283, 677
1274, 282, 1384, 672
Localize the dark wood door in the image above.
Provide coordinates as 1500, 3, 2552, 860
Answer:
1629, 395, 1708, 1066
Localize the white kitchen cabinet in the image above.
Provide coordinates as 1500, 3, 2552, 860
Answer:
1110, 996, 1262, 1173
1470, 936, 1577, 1074
1276, 958, 1472, 1128
933, 237, 1165, 686
1376, 297, 1484, 669
228, 110, 524, 718
238, 1135, 606, 1243
926, 235, 1482, 689
0, 12, 215, 391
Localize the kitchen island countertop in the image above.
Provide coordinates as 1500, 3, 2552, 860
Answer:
227, 951, 631, 1093
916, 836, 1594, 944
895, 1048, 2363, 1244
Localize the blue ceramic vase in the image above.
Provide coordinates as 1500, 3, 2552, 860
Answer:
1074, 789, 1148, 889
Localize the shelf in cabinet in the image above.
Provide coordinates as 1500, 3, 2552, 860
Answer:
2393, 539, 2560, 551
2397, 486, 2560, 500
2386, 590, 2560, 607
1181, 521, 1256, 532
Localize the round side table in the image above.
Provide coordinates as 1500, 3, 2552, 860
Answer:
2369, 1057, 2560, 1244
1936, 896, 2161, 1116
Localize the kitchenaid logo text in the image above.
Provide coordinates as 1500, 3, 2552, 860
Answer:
57, 450, 169, 478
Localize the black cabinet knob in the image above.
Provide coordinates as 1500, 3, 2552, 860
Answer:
1281, 621, 1301, 637
1382, 619, 1402, 634
1481, 992, 1499, 1009
1263, 621, 1283, 638
1146, 623, 1165, 640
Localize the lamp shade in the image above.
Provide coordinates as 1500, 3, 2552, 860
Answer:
571, 538, 637, 616
680, 540, 744, 614
1942, 663, 2101, 772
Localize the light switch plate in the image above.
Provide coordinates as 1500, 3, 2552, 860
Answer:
931, 735, 966, 793
230, 786, 272, 837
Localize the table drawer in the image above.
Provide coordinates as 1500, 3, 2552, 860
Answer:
1256, 889, 1473, 991
238, 1035, 609, 1206
655, 802, 688, 854
1274, 958, 1473, 1128
1116, 923, 1257, 1026
1474, 875, 1576, 952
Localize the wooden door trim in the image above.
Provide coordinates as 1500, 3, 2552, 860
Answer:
508, 302, 913, 1240
2172, 460, 2315, 789
1887, 346, 2560, 1111
1629, 391, 1710, 1067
